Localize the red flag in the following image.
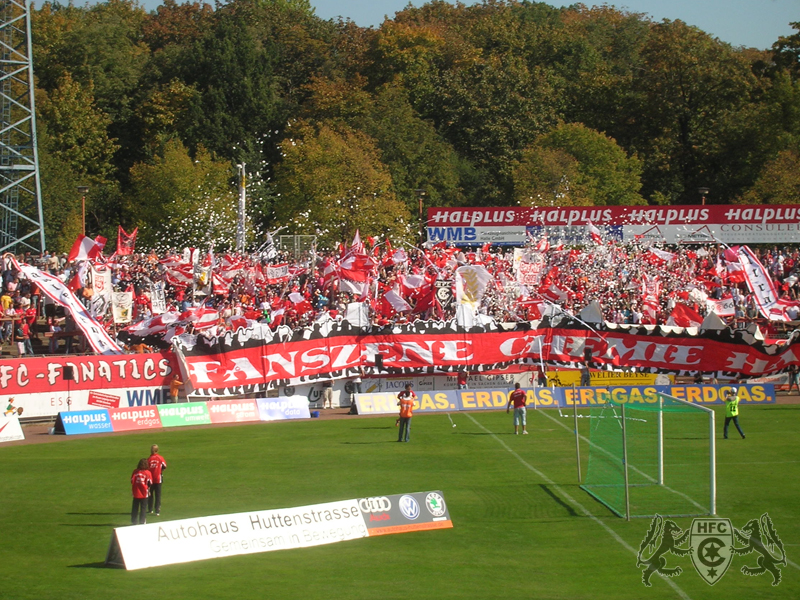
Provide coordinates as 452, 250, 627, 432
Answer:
116, 226, 137, 255
669, 303, 703, 328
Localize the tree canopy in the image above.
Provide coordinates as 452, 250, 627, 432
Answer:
29, 0, 800, 251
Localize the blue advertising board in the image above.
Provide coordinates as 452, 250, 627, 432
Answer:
54, 409, 113, 435
256, 397, 311, 421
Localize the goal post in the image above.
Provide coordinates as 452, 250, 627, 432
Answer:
579, 392, 716, 519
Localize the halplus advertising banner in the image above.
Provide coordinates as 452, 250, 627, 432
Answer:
0, 353, 178, 419
207, 399, 260, 424
108, 406, 162, 432
54, 409, 114, 435
426, 205, 800, 245
157, 402, 212, 428
354, 384, 776, 415
255, 397, 311, 421
106, 491, 452, 570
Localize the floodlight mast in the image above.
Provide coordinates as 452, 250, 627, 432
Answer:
0, 0, 45, 254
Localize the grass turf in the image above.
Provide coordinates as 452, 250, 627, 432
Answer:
2, 405, 798, 600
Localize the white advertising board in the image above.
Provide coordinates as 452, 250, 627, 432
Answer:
0, 415, 24, 443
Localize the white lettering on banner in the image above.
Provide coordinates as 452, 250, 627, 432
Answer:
112, 499, 366, 570
160, 406, 206, 418
209, 402, 254, 413
111, 408, 158, 421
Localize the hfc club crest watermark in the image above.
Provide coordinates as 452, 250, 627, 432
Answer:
689, 518, 734, 585
637, 513, 786, 587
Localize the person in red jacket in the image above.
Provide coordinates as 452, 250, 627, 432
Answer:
131, 458, 152, 525
147, 445, 167, 516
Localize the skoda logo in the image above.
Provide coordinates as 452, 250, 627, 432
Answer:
425, 492, 446, 517
399, 495, 420, 520
358, 497, 391, 513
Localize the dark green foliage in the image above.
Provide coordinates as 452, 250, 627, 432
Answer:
28, 0, 800, 250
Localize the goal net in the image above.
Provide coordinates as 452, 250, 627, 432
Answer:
580, 393, 716, 519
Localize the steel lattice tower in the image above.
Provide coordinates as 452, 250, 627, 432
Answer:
0, 0, 44, 254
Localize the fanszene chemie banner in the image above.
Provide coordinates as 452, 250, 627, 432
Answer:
106, 491, 452, 570
174, 317, 800, 392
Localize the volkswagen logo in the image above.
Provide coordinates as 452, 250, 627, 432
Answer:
358, 496, 391, 513
399, 495, 420, 520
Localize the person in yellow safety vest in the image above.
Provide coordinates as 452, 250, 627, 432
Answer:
396, 384, 416, 443
723, 388, 746, 440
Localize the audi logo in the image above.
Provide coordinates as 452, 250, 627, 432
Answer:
358, 497, 392, 513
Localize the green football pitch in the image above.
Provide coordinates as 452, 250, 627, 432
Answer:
2, 405, 798, 600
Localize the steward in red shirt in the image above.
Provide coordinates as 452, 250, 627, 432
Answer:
131, 458, 152, 525
147, 444, 167, 516
506, 383, 528, 435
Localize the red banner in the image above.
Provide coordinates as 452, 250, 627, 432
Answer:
176, 320, 800, 390
0, 354, 177, 396
428, 205, 800, 227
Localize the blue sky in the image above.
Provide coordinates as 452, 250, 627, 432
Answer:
305, 0, 796, 50
127, 0, 797, 50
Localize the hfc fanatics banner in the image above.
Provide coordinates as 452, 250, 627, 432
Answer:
0, 354, 178, 418
107, 491, 452, 570
9, 258, 122, 354
173, 317, 800, 391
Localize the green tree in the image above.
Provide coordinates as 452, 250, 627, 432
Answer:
127, 140, 238, 251
273, 120, 411, 246
740, 149, 800, 205
631, 20, 758, 203
36, 73, 119, 183
513, 123, 644, 206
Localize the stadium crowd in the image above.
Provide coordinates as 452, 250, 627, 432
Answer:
2, 236, 800, 354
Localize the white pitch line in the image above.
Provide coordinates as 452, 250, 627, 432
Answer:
464, 413, 692, 600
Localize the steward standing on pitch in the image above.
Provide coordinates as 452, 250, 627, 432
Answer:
723, 388, 746, 440
506, 383, 528, 435
396, 384, 416, 442
147, 445, 167, 516
131, 458, 152, 525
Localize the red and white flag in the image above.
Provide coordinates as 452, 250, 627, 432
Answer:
116, 226, 137, 256
646, 247, 675, 265
68, 235, 106, 262
587, 222, 603, 244
383, 290, 412, 313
